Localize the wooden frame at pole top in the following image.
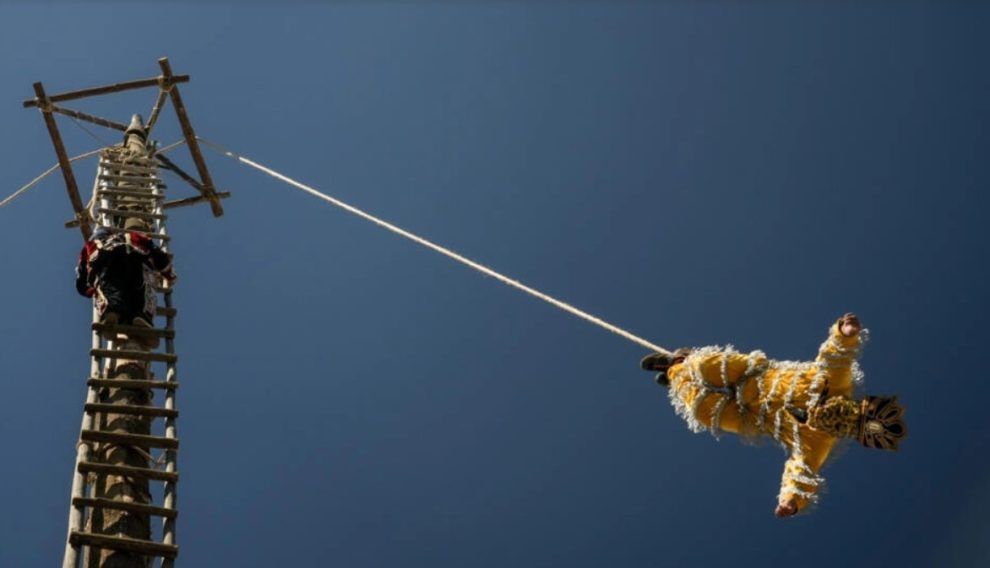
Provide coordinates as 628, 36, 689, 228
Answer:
25, 57, 224, 242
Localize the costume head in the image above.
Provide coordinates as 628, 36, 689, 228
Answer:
858, 396, 907, 450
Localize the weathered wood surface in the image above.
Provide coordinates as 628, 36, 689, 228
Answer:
90, 349, 177, 364
73, 498, 177, 519
98, 173, 162, 185
84, 360, 157, 567
100, 161, 159, 175
84, 403, 178, 419
50, 105, 129, 131
158, 58, 223, 217
80, 429, 179, 450
96, 189, 164, 199
32, 82, 90, 240
92, 323, 174, 338
78, 461, 179, 483
155, 153, 206, 192
163, 191, 231, 210
87, 378, 178, 391
23, 75, 189, 107
96, 208, 167, 221
145, 88, 170, 133
70, 531, 178, 559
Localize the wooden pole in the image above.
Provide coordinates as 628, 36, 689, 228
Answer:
145, 89, 169, 135
84, 124, 158, 568
155, 153, 207, 192
32, 82, 91, 240
62, 304, 103, 568
23, 75, 189, 108
157, 58, 224, 217
50, 106, 129, 132
162, 191, 231, 210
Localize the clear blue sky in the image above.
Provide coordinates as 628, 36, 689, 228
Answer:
1, 2, 988, 567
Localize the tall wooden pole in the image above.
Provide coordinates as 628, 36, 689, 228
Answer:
84, 120, 155, 568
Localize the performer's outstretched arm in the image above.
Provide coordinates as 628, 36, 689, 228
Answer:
815, 313, 866, 392
775, 431, 835, 517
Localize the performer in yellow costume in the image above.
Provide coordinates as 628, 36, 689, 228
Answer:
640, 313, 905, 517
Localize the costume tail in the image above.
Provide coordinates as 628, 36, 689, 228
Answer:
858, 396, 907, 451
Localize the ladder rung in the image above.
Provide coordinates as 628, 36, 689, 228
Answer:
92, 323, 175, 338
73, 497, 178, 519
97, 208, 167, 221
69, 531, 178, 559
99, 174, 162, 185
100, 226, 170, 241
81, 430, 179, 450
88, 378, 177, 390
97, 188, 164, 199
100, 162, 159, 174
78, 461, 178, 482
84, 403, 178, 419
156, 306, 177, 317
91, 349, 177, 363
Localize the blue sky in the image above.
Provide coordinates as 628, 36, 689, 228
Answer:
1, 2, 988, 567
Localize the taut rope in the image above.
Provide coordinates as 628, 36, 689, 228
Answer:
198, 137, 671, 356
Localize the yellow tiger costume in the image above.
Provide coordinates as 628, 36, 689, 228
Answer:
652, 317, 905, 514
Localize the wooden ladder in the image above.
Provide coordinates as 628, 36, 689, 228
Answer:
64, 148, 181, 567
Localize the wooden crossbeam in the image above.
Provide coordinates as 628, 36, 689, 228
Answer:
96, 208, 167, 221
69, 531, 178, 559
84, 403, 178, 419
91, 348, 177, 363
50, 105, 128, 131
100, 161, 159, 175
78, 461, 179, 483
158, 57, 224, 217
163, 191, 231, 210
96, 189, 164, 199
155, 153, 206, 192
146, 88, 170, 134
99, 173, 162, 185
64, 191, 228, 227
80, 430, 179, 450
73, 497, 178, 519
31, 82, 91, 240
23, 74, 189, 108
88, 378, 177, 390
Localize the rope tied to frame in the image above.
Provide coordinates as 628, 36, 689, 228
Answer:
197, 137, 673, 357
2, 139, 187, 212
156, 77, 175, 93
1, 147, 103, 209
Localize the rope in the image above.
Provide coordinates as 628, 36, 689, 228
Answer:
4, 139, 187, 213
1, 147, 104, 210
197, 137, 672, 356
153, 139, 187, 157
69, 115, 113, 148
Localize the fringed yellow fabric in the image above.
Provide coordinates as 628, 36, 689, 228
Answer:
666, 318, 867, 513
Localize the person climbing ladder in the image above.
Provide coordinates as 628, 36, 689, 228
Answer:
75, 216, 176, 346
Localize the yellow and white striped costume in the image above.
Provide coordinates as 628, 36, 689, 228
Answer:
666, 319, 866, 512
